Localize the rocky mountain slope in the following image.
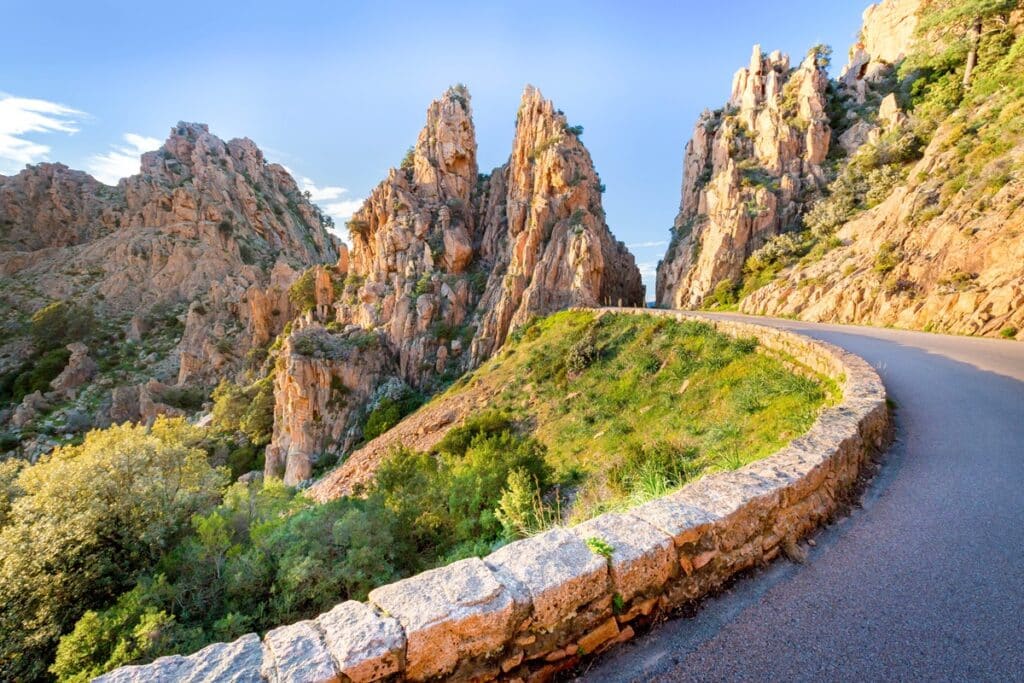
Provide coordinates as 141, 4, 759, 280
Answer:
0, 123, 339, 458
657, 0, 1024, 339
266, 85, 644, 484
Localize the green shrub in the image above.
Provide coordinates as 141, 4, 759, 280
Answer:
158, 385, 208, 412
287, 269, 318, 313
707, 279, 739, 308
0, 419, 225, 681
873, 242, 901, 275
400, 146, 415, 170
999, 326, 1018, 339
30, 301, 94, 351
414, 273, 434, 297
210, 378, 275, 447
363, 389, 423, 442
2, 347, 71, 404
566, 328, 598, 375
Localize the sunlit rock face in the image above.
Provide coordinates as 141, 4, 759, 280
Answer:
267, 85, 644, 483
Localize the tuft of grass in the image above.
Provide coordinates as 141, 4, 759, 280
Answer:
585, 536, 614, 560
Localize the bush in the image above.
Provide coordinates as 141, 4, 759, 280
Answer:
400, 146, 415, 170
495, 469, 550, 540
211, 378, 275, 447
158, 385, 208, 412
2, 347, 71, 405
0, 419, 226, 681
566, 328, 598, 375
1000, 326, 1018, 339
288, 269, 318, 313
363, 389, 423, 442
707, 279, 739, 308
413, 273, 434, 297
30, 301, 94, 351
873, 242, 901, 275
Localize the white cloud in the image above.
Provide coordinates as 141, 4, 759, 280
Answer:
88, 133, 162, 185
322, 198, 365, 222
298, 176, 348, 202
627, 240, 668, 249
637, 262, 658, 278
288, 173, 364, 228
0, 94, 83, 174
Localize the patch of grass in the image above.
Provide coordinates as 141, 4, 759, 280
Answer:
407, 311, 830, 523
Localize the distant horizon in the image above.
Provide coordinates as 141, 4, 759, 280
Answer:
1, 0, 869, 292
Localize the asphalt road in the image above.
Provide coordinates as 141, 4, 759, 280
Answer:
578, 314, 1024, 683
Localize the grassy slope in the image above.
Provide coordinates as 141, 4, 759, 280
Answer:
426, 310, 832, 521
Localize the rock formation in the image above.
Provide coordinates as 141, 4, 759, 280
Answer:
656, 45, 831, 307
0, 123, 339, 456
470, 87, 645, 361
268, 85, 644, 484
265, 325, 396, 485
657, 0, 1023, 338
840, 0, 922, 92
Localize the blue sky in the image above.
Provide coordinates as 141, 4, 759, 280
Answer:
1, 0, 868, 292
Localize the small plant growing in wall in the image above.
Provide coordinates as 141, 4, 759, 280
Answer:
585, 536, 614, 560
414, 273, 434, 297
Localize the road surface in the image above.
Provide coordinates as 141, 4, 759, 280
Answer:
578, 314, 1024, 682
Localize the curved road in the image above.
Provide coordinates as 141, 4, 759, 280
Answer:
579, 314, 1024, 682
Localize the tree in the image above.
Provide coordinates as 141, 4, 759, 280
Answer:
916, 0, 1017, 88
29, 300, 94, 351
0, 419, 226, 681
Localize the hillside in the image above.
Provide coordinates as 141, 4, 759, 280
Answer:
0, 123, 340, 461
657, 0, 1023, 339
0, 310, 828, 680
311, 310, 831, 517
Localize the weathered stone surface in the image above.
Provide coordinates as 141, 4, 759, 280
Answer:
264, 324, 396, 485
840, 0, 921, 87
261, 620, 338, 683
317, 601, 404, 683
49, 342, 97, 394
575, 617, 620, 654
486, 527, 608, 630
368, 557, 516, 681
632, 493, 717, 548
573, 513, 676, 602
94, 633, 263, 683
657, 46, 830, 308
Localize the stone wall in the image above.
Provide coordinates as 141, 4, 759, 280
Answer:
97, 309, 888, 683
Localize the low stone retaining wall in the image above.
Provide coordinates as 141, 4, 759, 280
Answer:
97, 309, 889, 683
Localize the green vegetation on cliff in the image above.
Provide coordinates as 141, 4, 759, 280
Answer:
434, 311, 831, 520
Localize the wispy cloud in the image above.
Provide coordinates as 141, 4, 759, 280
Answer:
627, 240, 668, 249
298, 176, 348, 202
87, 133, 162, 185
292, 173, 364, 230
637, 262, 659, 278
0, 94, 83, 174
